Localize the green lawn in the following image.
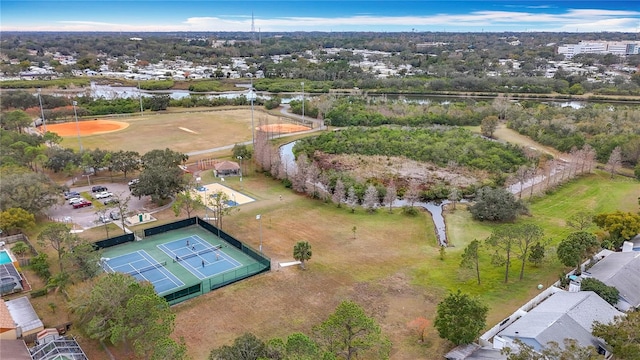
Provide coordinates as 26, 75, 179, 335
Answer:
414, 171, 640, 323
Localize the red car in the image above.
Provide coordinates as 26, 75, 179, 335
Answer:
72, 200, 92, 209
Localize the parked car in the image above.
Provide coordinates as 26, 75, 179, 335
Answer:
69, 197, 84, 205
128, 179, 139, 190
91, 185, 108, 193
98, 213, 110, 223
63, 191, 80, 200
95, 191, 113, 199
109, 210, 121, 220
103, 198, 119, 205
72, 200, 92, 209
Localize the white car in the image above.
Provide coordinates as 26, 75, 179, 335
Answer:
69, 197, 84, 205
95, 191, 113, 199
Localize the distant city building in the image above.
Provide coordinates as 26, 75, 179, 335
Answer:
558, 41, 640, 59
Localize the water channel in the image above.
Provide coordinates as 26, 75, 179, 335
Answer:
279, 141, 454, 246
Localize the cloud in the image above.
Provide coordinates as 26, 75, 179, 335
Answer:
3, 8, 640, 32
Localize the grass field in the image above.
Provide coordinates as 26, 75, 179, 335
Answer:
36, 109, 640, 359
58, 109, 285, 154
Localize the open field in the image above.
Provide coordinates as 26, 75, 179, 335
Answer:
57, 109, 296, 154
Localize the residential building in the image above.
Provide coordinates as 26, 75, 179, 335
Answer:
580, 251, 640, 311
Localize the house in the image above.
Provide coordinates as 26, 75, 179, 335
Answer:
213, 161, 241, 177
5, 297, 44, 339
492, 291, 622, 355
581, 251, 640, 311
0, 339, 32, 360
0, 299, 17, 340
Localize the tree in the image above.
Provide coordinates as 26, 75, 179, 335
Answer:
62, 240, 102, 283
480, 115, 499, 138
332, 179, 346, 208
580, 278, 619, 306
485, 226, 518, 283
346, 186, 358, 213
605, 146, 622, 178
528, 242, 546, 267
38, 223, 74, 272
362, 184, 379, 213
0, 110, 32, 133
502, 338, 602, 360
285, 332, 320, 359
593, 311, 640, 360
460, 239, 482, 285
383, 181, 397, 213
11, 241, 31, 259
593, 211, 640, 248
313, 300, 391, 360
434, 290, 488, 345
208, 190, 238, 231
209, 332, 266, 360
110, 150, 141, 179
133, 149, 188, 203
515, 223, 544, 280
0, 208, 35, 235
407, 317, 430, 343
0, 168, 60, 214
469, 187, 527, 222
566, 210, 594, 231
172, 190, 204, 219
232, 143, 253, 161
403, 179, 420, 208
556, 231, 600, 274
293, 241, 312, 270
68, 273, 180, 359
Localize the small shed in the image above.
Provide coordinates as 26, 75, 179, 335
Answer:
213, 161, 241, 177
5, 297, 44, 339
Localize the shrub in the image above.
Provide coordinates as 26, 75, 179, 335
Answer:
581, 278, 619, 306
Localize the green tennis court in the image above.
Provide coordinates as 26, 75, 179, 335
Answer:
98, 218, 270, 304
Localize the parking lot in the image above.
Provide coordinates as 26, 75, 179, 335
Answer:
46, 182, 157, 231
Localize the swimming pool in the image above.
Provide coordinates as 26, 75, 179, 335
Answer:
0, 250, 13, 265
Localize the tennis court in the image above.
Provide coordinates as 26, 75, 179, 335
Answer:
158, 235, 242, 280
99, 219, 270, 304
103, 250, 184, 294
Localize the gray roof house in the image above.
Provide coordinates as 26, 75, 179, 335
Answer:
5, 296, 44, 339
581, 251, 640, 311
492, 291, 622, 355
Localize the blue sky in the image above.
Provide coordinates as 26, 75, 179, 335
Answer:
2, 1, 639, 32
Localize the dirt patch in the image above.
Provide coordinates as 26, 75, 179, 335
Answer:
44, 119, 129, 136
258, 123, 311, 133
313, 153, 485, 187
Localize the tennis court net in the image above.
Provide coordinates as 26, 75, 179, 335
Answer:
180, 245, 222, 261
126, 261, 167, 275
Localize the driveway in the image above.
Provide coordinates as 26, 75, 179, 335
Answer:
46, 182, 157, 230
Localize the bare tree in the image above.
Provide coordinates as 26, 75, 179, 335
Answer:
514, 165, 529, 199
332, 179, 346, 208
363, 185, 379, 213
383, 181, 397, 213
403, 179, 421, 207
305, 162, 320, 198
346, 186, 358, 213
606, 146, 622, 178
567, 210, 594, 231
583, 144, 597, 173
448, 187, 460, 210
291, 153, 309, 193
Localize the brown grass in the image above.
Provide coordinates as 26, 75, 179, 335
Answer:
58, 109, 286, 154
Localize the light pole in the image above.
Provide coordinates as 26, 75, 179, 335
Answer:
82, 173, 92, 186
37, 88, 47, 132
256, 214, 263, 253
301, 81, 305, 122
236, 156, 243, 182
72, 101, 83, 152
138, 80, 144, 116
247, 86, 257, 147
204, 189, 209, 221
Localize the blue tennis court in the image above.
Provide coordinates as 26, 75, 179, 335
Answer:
158, 235, 242, 280
102, 250, 184, 294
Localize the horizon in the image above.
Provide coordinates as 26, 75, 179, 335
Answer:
1, 1, 639, 33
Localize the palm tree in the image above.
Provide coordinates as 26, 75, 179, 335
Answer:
293, 241, 312, 270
